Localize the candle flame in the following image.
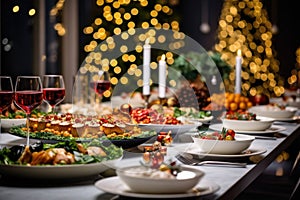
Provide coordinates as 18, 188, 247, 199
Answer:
145, 38, 150, 45
161, 54, 165, 61
237, 49, 242, 56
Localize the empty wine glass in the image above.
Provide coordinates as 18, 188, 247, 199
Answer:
14, 76, 43, 146
0, 76, 14, 144
42, 75, 65, 113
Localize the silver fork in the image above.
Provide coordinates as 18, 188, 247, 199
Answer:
175, 154, 247, 168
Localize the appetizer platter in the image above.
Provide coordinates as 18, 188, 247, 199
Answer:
8, 111, 157, 149
0, 139, 123, 179
121, 104, 210, 134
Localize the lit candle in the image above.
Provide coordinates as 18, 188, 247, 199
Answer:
143, 38, 151, 96
235, 49, 242, 94
159, 54, 166, 98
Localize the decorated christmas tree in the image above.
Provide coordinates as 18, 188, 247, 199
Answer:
214, 0, 285, 98
287, 47, 300, 90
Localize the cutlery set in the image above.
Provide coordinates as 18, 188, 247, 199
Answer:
175, 154, 247, 168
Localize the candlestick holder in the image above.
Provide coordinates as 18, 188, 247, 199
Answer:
159, 97, 167, 106
143, 94, 150, 108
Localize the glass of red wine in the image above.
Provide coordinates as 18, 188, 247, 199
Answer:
42, 75, 65, 113
89, 70, 111, 107
14, 76, 43, 146
0, 76, 14, 143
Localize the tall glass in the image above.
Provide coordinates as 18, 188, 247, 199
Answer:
42, 75, 65, 113
14, 76, 43, 146
89, 70, 111, 114
0, 76, 14, 145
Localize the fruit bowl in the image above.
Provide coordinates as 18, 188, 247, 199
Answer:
116, 165, 204, 194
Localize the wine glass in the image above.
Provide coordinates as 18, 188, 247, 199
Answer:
42, 75, 65, 113
14, 76, 43, 146
89, 70, 111, 113
0, 76, 14, 144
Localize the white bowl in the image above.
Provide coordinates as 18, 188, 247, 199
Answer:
249, 105, 297, 119
222, 116, 274, 131
1, 118, 27, 129
116, 165, 204, 194
191, 134, 255, 154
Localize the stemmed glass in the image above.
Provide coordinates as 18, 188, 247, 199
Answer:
14, 76, 43, 146
89, 70, 111, 113
0, 76, 14, 144
42, 75, 65, 113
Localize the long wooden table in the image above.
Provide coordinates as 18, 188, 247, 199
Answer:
0, 121, 299, 200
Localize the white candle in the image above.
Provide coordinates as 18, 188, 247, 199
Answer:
159, 54, 166, 98
235, 49, 242, 94
143, 38, 151, 96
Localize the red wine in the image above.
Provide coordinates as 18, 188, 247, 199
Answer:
15, 91, 43, 114
43, 88, 65, 107
90, 81, 111, 95
0, 91, 14, 111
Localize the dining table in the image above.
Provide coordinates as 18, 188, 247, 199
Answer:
0, 117, 299, 200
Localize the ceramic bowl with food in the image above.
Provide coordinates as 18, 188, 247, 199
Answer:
248, 105, 297, 119
116, 165, 204, 194
191, 133, 255, 154
222, 116, 274, 131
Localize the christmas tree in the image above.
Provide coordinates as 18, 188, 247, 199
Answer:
214, 0, 285, 97
287, 47, 300, 90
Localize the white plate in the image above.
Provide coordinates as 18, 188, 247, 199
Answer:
0, 159, 118, 179
272, 116, 299, 122
184, 144, 267, 158
185, 116, 214, 123
1, 118, 27, 129
209, 123, 286, 134
248, 105, 297, 119
94, 176, 220, 198
137, 123, 201, 134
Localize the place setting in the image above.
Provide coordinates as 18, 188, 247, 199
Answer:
175, 127, 267, 163
94, 139, 220, 199
208, 109, 287, 140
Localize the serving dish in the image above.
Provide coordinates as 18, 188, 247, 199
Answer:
0, 139, 123, 179
1, 118, 27, 129
8, 126, 156, 149
191, 134, 255, 154
137, 123, 201, 135
0, 161, 112, 179
116, 165, 204, 194
209, 123, 286, 135
248, 105, 297, 119
183, 145, 267, 160
95, 176, 220, 198
222, 116, 274, 131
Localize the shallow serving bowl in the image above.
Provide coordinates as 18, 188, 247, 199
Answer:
249, 105, 297, 119
116, 165, 204, 194
222, 116, 274, 131
191, 134, 255, 155
1, 118, 27, 129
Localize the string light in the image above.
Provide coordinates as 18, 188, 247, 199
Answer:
81, 0, 182, 97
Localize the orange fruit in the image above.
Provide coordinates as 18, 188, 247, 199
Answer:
247, 101, 253, 108
230, 102, 238, 111
239, 102, 247, 110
